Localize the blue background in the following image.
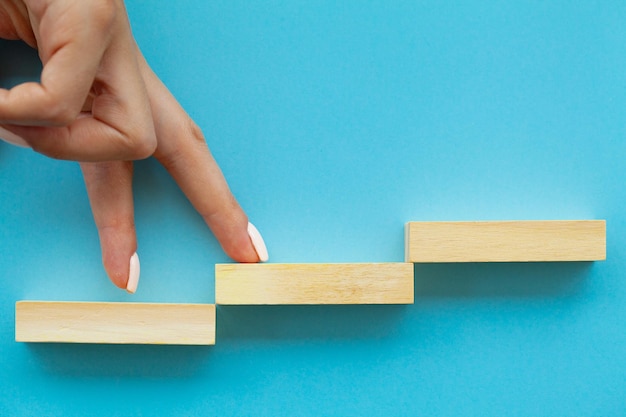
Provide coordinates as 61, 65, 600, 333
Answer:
1, 1, 626, 415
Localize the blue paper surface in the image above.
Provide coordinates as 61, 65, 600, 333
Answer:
1, 1, 626, 415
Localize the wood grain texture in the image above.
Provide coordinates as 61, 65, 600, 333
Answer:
15, 301, 215, 345
405, 220, 606, 263
215, 263, 414, 305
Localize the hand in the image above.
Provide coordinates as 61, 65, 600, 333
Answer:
0, 0, 268, 292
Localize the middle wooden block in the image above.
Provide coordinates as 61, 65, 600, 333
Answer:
215, 263, 414, 305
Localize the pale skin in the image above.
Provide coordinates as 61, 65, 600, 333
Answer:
0, 0, 263, 290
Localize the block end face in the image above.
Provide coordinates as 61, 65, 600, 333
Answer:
404, 223, 412, 262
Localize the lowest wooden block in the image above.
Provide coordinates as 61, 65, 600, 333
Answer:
15, 301, 216, 345
405, 220, 606, 263
215, 263, 414, 305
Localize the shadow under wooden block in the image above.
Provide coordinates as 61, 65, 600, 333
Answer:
15, 301, 215, 345
215, 263, 414, 305
405, 220, 606, 263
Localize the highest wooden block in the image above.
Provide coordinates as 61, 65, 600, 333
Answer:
215, 263, 414, 305
405, 220, 606, 263
15, 301, 216, 345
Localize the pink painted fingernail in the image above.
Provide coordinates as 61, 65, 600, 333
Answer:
248, 222, 269, 262
126, 252, 140, 294
0, 127, 30, 148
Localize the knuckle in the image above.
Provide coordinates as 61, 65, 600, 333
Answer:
115, 132, 156, 160
87, 160, 133, 181
128, 132, 157, 159
99, 219, 136, 236
91, 0, 118, 31
186, 119, 206, 145
201, 188, 243, 227
156, 118, 206, 169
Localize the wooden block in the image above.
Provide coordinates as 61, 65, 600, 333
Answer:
215, 263, 414, 305
405, 220, 606, 263
15, 301, 215, 345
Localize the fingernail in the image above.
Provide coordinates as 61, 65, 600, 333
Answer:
247, 222, 269, 262
126, 252, 140, 294
0, 127, 30, 148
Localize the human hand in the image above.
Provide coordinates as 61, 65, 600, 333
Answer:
0, 0, 268, 292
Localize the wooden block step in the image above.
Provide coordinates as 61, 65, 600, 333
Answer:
15, 301, 215, 345
215, 263, 414, 305
405, 220, 606, 263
